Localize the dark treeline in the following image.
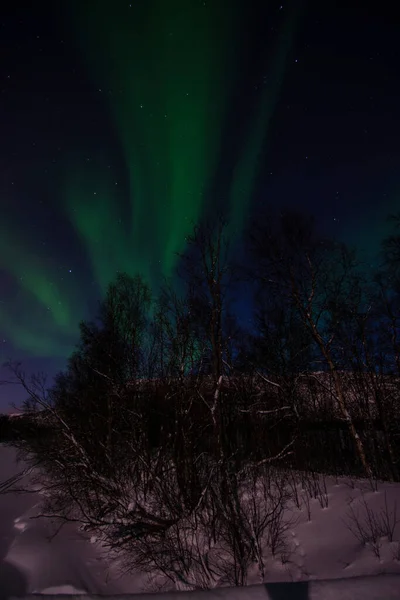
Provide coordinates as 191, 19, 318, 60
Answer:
3, 210, 400, 588
0, 414, 30, 442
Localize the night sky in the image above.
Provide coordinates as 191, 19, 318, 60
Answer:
0, 1, 399, 410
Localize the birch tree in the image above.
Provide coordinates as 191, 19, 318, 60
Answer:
248, 210, 373, 478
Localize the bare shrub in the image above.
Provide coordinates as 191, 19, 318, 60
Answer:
215, 466, 295, 584
301, 471, 329, 509
92, 458, 297, 590
301, 487, 312, 522
344, 491, 399, 558
392, 541, 400, 562
286, 470, 301, 509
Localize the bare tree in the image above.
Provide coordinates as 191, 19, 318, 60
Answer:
374, 213, 400, 376
247, 210, 373, 478
0, 228, 304, 590
178, 216, 235, 383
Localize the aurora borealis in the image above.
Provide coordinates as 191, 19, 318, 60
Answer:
67, 0, 241, 287
1, 1, 399, 408
65, 0, 304, 285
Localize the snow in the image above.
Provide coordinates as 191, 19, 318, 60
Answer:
6, 575, 400, 599
31, 585, 87, 594
2, 444, 400, 599
266, 478, 400, 582
0, 445, 147, 598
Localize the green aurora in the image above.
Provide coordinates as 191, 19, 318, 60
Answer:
1, 0, 300, 361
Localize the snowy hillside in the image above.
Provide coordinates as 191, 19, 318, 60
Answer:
2, 444, 400, 598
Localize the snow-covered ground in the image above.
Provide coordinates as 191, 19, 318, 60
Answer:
0, 445, 148, 598
1, 444, 400, 599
